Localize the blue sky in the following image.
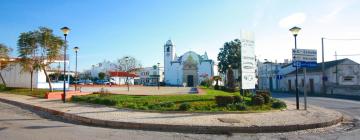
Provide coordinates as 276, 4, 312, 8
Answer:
1, 0, 360, 71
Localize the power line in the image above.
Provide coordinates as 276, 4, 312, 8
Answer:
334, 54, 360, 56
324, 38, 360, 41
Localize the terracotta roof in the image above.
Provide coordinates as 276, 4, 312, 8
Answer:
109, 71, 138, 77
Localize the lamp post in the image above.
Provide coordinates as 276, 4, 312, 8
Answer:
73, 46, 79, 91
61, 26, 70, 103
157, 62, 160, 90
289, 26, 301, 110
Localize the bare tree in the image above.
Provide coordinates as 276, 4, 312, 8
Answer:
116, 56, 141, 91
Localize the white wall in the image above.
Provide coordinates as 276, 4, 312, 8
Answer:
0, 63, 69, 89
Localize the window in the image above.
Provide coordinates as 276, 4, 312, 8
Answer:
343, 76, 354, 81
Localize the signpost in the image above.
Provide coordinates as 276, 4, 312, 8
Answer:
240, 31, 256, 90
292, 49, 317, 110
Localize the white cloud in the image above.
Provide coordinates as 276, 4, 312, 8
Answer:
318, 4, 346, 23
278, 13, 306, 28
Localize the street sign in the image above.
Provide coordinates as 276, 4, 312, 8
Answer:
292, 49, 317, 68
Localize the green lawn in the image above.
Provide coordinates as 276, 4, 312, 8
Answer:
0, 87, 52, 98
72, 88, 285, 112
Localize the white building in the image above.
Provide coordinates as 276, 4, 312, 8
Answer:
0, 58, 70, 89
136, 66, 164, 86
109, 71, 139, 85
163, 40, 214, 87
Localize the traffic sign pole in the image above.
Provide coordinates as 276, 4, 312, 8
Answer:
304, 68, 307, 110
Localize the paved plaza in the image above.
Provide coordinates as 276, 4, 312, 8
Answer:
70, 86, 199, 95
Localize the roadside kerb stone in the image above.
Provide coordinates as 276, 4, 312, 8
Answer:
0, 93, 343, 134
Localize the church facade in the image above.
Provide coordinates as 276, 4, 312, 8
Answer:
163, 40, 214, 87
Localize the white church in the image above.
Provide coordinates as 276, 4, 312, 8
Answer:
163, 40, 214, 87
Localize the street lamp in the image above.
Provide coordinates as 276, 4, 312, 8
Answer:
73, 46, 79, 92
157, 62, 160, 90
61, 26, 70, 103
289, 26, 301, 110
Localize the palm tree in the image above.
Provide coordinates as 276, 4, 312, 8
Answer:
37, 27, 64, 91
0, 43, 12, 87
17, 31, 40, 91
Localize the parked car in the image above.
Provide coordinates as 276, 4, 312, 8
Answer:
95, 80, 111, 85
78, 79, 93, 85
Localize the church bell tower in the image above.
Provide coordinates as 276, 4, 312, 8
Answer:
164, 39, 175, 84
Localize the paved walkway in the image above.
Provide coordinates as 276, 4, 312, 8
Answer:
70, 86, 200, 95
0, 93, 342, 133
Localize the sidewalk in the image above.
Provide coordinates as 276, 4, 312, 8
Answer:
0, 93, 343, 134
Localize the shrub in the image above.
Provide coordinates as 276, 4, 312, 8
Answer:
179, 102, 191, 111
256, 90, 271, 96
101, 99, 117, 106
200, 78, 213, 88
260, 93, 270, 104
148, 104, 161, 110
0, 84, 6, 91
215, 96, 234, 107
235, 103, 247, 111
252, 95, 265, 106
214, 85, 219, 90
159, 102, 176, 108
233, 95, 243, 103
272, 100, 287, 109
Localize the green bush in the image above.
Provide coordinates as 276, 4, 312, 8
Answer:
260, 93, 270, 104
179, 102, 191, 111
159, 102, 176, 108
235, 103, 247, 111
233, 95, 243, 103
101, 99, 117, 106
272, 100, 287, 109
256, 90, 271, 96
215, 96, 234, 107
214, 85, 219, 90
0, 84, 6, 91
252, 95, 265, 106
148, 104, 161, 110
200, 78, 213, 88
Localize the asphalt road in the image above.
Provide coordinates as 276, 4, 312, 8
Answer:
0, 93, 359, 140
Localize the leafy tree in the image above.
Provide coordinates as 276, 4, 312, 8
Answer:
217, 39, 241, 73
17, 31, 40, 91
17, 27, 64, 91
37, 27, 64, 91
0, 43, 12, 86
98, 72, 106, 80
217, 39, 241, 89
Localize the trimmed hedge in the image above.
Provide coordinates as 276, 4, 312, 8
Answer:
272, 100, 287, 109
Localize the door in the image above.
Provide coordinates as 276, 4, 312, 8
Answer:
187, 75, 194, 87
310, 79, 314, 94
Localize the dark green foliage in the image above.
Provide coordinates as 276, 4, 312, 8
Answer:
233, 95, 243, 103
215, 96, 234, 107
179, 102, 191, 111
260, 93, 270, 104
252, 95, 265, 106
217, 39, 242, 74
214, 85, 219, 90
149, 104, 161, 110
200, 78, 213, 88
235, 103, 247, 110
159, 102, 176, 108
98, 72, 106, 80
272, 100, 287, 109
0, 84, 6, 90
256, 90, 271, 96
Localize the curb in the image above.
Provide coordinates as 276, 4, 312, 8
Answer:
0, 97, 343, 134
